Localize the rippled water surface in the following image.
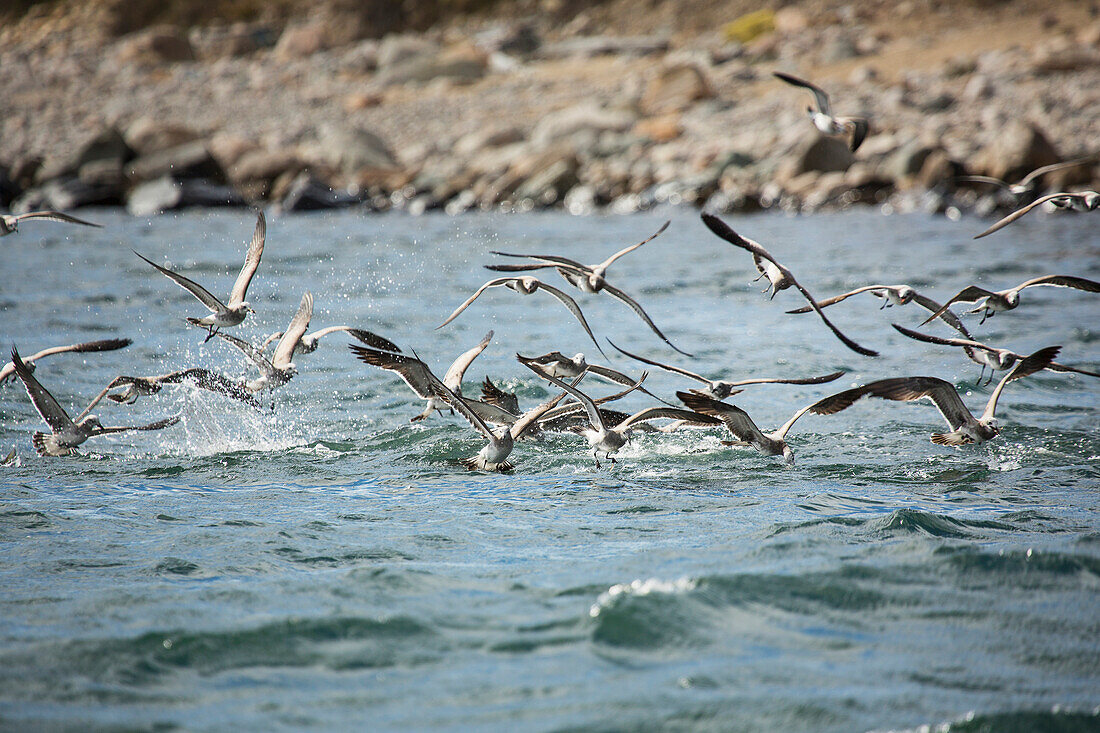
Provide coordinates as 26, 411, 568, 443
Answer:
2, 208, 1099, 731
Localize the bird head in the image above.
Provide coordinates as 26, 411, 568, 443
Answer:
782, 445, 795, 465
241, 301, 256, 315
896, 286, 915, 304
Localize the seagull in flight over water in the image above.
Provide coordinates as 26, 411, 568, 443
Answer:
0, 338, 132, 385
214, 291, 312, 392
973, 190, 1099, 239
1, 210, 101, 237
8, 346, 179, 457
701, 212, 879, 357
921, 274, 1100, 326
134, 211, 266, 341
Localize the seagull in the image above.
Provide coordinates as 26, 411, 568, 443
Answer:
958, 155, 1097, 199
773, 71, 869, 152
522, 360, 715, 468
134, 211, 265, 341
783, 285, 973, 337
608, 338, 844, 400
892, 323, 1100, 385
349, 331, 495, 421
0, 210, 102, 237
437, 276, 606, 358
480, 376, 521, 415
921, 275, 1100, 326
973, 191, 1100, 239
260, 325, 367, 356
677, 388, 854, 464
701, 212, 879, 356
517, 350, 670, 404
816, 346, 1061, 446
8, 346, 180, 457
82, 369, 263, 410
483, 221, 692, 356
0, 337, 132, 385
350, 342, 576, 471
213, 291, 312, 392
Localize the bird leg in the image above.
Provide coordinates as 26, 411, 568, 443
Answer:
593, 448, 601, 469
202, 326, 219, 343
609, 453, 617, 464
976, 364, 986, 386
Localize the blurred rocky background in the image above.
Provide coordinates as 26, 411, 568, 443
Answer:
1, 0, 1097, 216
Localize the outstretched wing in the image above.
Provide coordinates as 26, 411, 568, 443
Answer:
891, 323, 997, 353
784, 275, 879, 357
530, 280, 607, 358
134, 249, 227, 313
773, 71, 831, 115
607, 339, 708, 384
228, 211, 266, 307
973, 193, 1084, 239
676, 391, 768, 445
272, 292, 314, 369
593, 220, 670, 273
920, 286, 998, 326
982, 346, 1060, 422
92, 414, 182, 435
729, 370, 847, 388
443, 331, 493, 394
9, 347, 73, 433
348, 344, 438, 399
785, 285, 890, 313
599, 280, 691, 356
213, 332, 273, 372
437, 278, 515, 329
14, 210, 102, 228
1017, 275, 1100, 294
616, 405, 720, 431
347, 329, 403, 353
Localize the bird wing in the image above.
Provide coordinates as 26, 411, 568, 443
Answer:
607, 339, 709, 384
437, 278, 515, 329
785, 275, 879, 357
483, 262, 558, 273
520, 360, 607, 432
981, 346, 1060, 422
91, 414, 182, 435
676, 391, 769, 446
134, 249, 227, 313
158, 368, 260, 405
891, 323, 997, 353
14, 210, 102, 228
599, 280, 692, 356
909, 292, 973, 338
488, 251, 591, 273
303, 325, 359, 342
867, 377, 973, 431
920, 286, 998, 326
228, 211, 266, 307
347, 329, 403, 353
593, 220, 670, 273
773, 71, 831, 115
1016, 275, 1100, 294
271, 292, 313, 369
480, 376, 521, 414
1018, 155, 1098, 186
9, 347, 73, 433
24, 337, 133, 362
784, 285, 890, 313
529, 280, 607, 358
616, 406, 720, 431
956, 175, 1010, 190
509, 377, 584, 439
972, 193, 1081, 239
443, 330, 493, 394
213, 332, 274, 372
516, 351, 571, 367
727, 370, 847, 387
348, 344, 437, 399
1047, 362, 1100, 378
845, 118, 869, 153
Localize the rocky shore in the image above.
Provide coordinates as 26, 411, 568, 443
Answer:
2, 0, 1098, 218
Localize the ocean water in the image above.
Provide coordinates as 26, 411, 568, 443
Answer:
1, 208, 1098, 732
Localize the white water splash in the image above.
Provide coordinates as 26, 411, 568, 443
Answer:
589, 576, 697, 618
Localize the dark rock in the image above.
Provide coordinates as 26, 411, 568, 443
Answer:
78, 159, 126, 188
278, 171, 362, 211
781, 134, 855, 178
124, 118, 203, 157
476, 22, 541, 57
0, 165, 19, 208
114, 25, 195, 65
72, 126, 134, 176
13, 177, 122, 212
126, 176, 244, 216
229, 149, 306, 188
882, 140, 938, 181
126, 141, 225, 184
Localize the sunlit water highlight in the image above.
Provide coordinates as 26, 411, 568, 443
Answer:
1, 208, 1098, 731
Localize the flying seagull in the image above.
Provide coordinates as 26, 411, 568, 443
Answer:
8, 346, 180, 457
892, 323, 1100, 385
483, 220, 691, 356
773, 71, 869, 152
921, 274, 1100, 326
134, 211, 266, 340
973, 190, 1099, 239
437, 276, 606, 358
84, 369, 263, 410
815, 346, 1060, 446
608, 338, 844, 400
350, 342, 576, 471
521, 359, 715, 468
1, 210, 101, 237
783, 284, 973, 336
0, 337, 132, 385
260, 325, 369, 356
677, 388, 856, 464
348, 331, 495, 421
701, 212, 879, 357
516, 350, 670, 404
958, 155, 1097, 198
213, 291, 312, 392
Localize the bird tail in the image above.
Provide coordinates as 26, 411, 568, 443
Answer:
930, 432, 973, 447
32, 432, 70, 456
460, 456, 514, 473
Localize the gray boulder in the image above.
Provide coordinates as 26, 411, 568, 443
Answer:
126, 176, 244, 216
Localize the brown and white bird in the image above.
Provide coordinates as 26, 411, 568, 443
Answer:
701, 213, 879, 357
677, 388, 854, 465
784, 284, 973, 336
921, 275, 1100, 326
608, 338, 844, 400
134, 211, 265, 341
958, 156, 1097, 199
1, 210, 101, 237
973, 190, 1099, 239
773, 71, 869, 152
484, 221, 691, 355
8, 346, 180, 457
814, 346, 1060, 446
214, 291, 312, 392
0, 338, 132, 385
892, 323, 1100, 385
437, 276, 606, 358
88, 369, 263, 409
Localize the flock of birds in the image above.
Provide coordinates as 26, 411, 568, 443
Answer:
3, 72, 1098, 471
